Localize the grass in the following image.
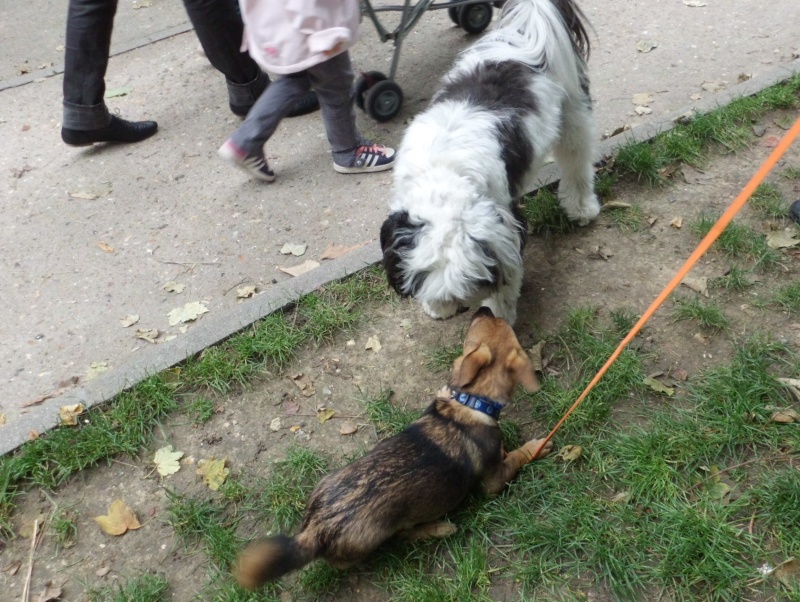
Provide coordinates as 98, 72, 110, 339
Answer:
671, 295, 730, 330
185, 395, 216, 425
690, 214, 781, 269
782, 165, 800, 179
363, 389, 420, 438
773, 280, 800, 313
423, 343, 462, 373
521, 187, 575, 234
749, 182, 786, 219
86, 572, 169, 602
607, 203, 645, 231
51, 507, 78, 550
711, 264, 755, 291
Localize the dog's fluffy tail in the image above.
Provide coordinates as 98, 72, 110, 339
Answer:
233, 534, 315, 589
470, 0, 591, 94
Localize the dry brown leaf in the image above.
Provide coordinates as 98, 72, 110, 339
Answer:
701, 81, 725, 93
167, 301, 208, 326
636, 40, 657, 53
59, 403, 84, 426
96, 566, 112, 578
602, 201, 632, 210
278, 260, 320, 277
20, 514, 46, 538
270, 417, 282, 431
681, 275, 709, 297
320, 242, 365, 260
766, 229, 800, 249
291, 373, 316, 397
634, 106, 652, 115
771, 408, 800, 423
97, 241, 115, 254
339, 420, 358, 435
0, 413, 6, 426
690, 93, 703, 101
163, 281, 185, 294
775, 558, 800, 588
365, 336, 382, 352
763, 135, 781, 148
670, 217, 683, 229
28, 430, 39, 440
153, 445, 184, 476
94, 500, 141, 536
69, 191, 98, 200
317, 408, 335, 424
610, 491, 632, 504
289, 425, 302, 433
673, 368, 689, 381
85, 361, 109, 381
237, 285, 257, 299
528, 341, 545, 372
283, 400, 301, 415
196, 457, 229, 490
35, 580, 62, 602
119, 314, 139, 328
135, 328, 159, 343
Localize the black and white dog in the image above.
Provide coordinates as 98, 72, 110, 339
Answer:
380, 0, 600, 324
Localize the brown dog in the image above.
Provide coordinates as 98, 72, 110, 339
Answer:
234, 307, 552, 589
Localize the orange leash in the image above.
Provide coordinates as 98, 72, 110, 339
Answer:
533, 114, 800, 458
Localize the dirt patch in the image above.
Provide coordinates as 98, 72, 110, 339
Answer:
1, 113, 799, 601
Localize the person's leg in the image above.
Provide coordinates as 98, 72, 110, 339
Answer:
309, 51, 395, 173
182, 0, 319, 118
61, 0, 157, 145
218, 73, 311, 181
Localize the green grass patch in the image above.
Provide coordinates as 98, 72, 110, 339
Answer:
690, 214, 781, 268
424, 343, 462, 373
773, 280, 800, 313
607, 203, 645, 231
363, 389, 420, 438
671, 295, 729, 330
781, 165, 800, 179
521, 188, 575, 234
51, 507, 78, 550
749, 182, 786, 219
185, 395, 216, 425
86, 572, 169, 602
711, 264, 755, 291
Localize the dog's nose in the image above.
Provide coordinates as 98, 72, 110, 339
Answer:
472, 306, 495, 320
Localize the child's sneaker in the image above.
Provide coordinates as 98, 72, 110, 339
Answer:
333, 143, 396, 174
218, 139, 275, 182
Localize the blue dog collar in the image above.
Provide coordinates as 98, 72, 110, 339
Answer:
450, 389, 503, 419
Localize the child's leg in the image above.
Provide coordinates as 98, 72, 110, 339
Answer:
228, 73, 311, 156
305, 51, 362, 164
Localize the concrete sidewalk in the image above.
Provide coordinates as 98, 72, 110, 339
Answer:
1, 0, 798, 454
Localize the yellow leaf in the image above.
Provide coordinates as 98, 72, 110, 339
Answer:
196, 457, 229, 490
153, 445, 184, 476
94, 500, 141, 536
97, 241, 115, 253
59, 403, 84, 426
556, 445, 583, 462
317, 408, 335, 424
0, 413, 6, 426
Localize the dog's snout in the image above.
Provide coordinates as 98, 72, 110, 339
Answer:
472, 306, 495, 320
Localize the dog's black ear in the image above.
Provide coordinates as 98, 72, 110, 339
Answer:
451, 343, 493, 388
380, 211, 426, 297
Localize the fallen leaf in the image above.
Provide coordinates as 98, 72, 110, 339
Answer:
636, 40, 658, 53
320, 242, 365, 260
766, 229, 800, 249
317, 408, 335, 424
682, 0, 707, 5
35, 580, 62, 602
85, 362, 109, 381
610, 491, 632, 504
167, 301, 208, 326
556, 445, 583, 462
1, 560, 21, 575
771, 408, 800, 423
278, 260, 319, 277
289, 425, 302, 433
693, 332, 708, 344
400, 318, 413, 330
643, 376, 675, 396
237, 285, 257, 299
158, 334, 177, 343
601, 124, 631, 140
528, 341, 545, 372
280, 242, 307, 256
690, 93, 703, 101
673, 368, 689, 381
94, 500, 141, 536
632, 93, 655, 106
153, 445, 184, 476
681, 275, 709, 297
701, 81, 725, 93
634, 105, 652, 116
28, 430, 39, 440
602, 201, 632, 210
670, 217, 683, 228
196, 457, 229, 490
763, 135, 780, 148
738, 72, 752, 83
270, 417, 282, 431
0, 413, 6, 426
96, 566, 112, 578
163, 281, 185, 293
68, 191, 98, 200
365, 336, 382, 352
135, 328, 159, 343
59, 403, 84, 426
21, 124, 30, 131
706, 479, 731, 501
96, 241, 115, 254
588, 246, 612, 260
291, 373, 316, 397
20, 514, 46, 538
104, 86, 132, 98
339, 420, 358, 435
119, 314, 140, 328
775, 558, 800, 589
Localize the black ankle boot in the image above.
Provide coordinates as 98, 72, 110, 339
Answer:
62, 115, 158, 146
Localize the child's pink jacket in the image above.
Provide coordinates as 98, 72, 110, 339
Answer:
239, 0, 361, 75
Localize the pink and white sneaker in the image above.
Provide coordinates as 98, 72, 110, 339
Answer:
333, 143, 396, 174
218, 139, 276, 182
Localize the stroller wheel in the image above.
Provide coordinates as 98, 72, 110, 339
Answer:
448, 6, 460, 25
355, 71, 388, 112
365, 80, 404, 122
459, 2, 493, 34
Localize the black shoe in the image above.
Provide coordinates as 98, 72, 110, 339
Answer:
62, 115, 158, 147
286, 91, 320, 118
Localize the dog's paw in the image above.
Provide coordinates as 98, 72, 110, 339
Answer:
569, 195, 601, 227
422, 300, 459, 320
523, 438, 553, 460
